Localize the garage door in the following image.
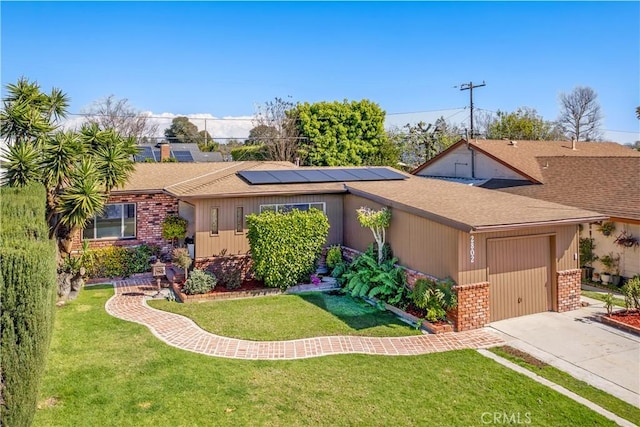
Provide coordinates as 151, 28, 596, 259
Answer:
488, 236, 552, 322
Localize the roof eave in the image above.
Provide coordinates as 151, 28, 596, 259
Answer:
471, 215, 609, 233
166, 188, 349, 199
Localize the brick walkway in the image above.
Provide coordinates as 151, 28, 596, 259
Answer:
105, 278, 503, 360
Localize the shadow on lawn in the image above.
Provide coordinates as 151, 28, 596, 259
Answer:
296, 291, 411, 331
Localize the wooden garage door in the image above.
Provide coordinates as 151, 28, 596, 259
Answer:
488, 236, 552, 322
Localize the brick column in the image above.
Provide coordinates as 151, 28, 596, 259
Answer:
450, 282, 490, 332
557, 269, 581, 312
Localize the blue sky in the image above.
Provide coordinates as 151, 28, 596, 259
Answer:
2, 1, 639, 142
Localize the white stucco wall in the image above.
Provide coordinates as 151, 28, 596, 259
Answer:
416, 145, 526, 180
582, 221, 640, 278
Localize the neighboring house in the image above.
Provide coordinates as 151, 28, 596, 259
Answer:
134, 141, 224, 162
412, 139, 640, 278
71, 161, 604, 330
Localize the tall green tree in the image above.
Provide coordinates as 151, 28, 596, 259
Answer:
293, 99, 395, 166
164, 116, 212, 144
1, 78, 136, 264
487, 107, 557, 140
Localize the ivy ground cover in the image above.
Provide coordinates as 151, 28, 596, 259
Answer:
34, 286, 617, 426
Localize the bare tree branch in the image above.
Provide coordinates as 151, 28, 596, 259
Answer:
82, 95, 158, 141
557, 86, 603, 141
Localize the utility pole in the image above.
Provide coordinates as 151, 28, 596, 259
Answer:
459, 81, 486, 138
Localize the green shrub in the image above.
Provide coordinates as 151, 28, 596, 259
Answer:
83, 245, 156, 278
182, 269, 217, 295
621, 276, 640, 310
325, 245, 343, 269
247, 208, 329, 289
341, 245, 409, 308
411, 277, 457, 322
213, 255, 251, 290
0, 184, 57, 427
231, 144, 268, 161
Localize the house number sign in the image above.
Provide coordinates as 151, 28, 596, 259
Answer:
470, 235, 475, 264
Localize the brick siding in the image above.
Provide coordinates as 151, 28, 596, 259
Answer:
71, 192, 179, 252
556, 269, 581, 312
448, 282, 490, 332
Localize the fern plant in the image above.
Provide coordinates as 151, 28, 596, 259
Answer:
411, 278, 457, 323
342, 248, 409, 308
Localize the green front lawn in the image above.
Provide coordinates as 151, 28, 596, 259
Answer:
34, 286, 617, 426
490, 346, 640, 425
581, 290, 626, 307
148, 291, 422, 340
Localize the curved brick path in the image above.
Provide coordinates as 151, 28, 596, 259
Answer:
105, 278, 503, 360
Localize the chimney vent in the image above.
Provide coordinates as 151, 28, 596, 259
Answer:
571, 137, 576, 150
159, 142, 170, 162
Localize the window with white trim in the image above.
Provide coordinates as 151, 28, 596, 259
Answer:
84, 203, 136, 239
259, 202, 326, 214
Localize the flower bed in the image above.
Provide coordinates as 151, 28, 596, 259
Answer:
597, 309, 640, 336
363, 297, 453, 334
171, 279, 281, 303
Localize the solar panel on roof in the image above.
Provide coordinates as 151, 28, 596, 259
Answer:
134, 146, 155, 162
238, 170, 282, 184
297, 170, 334, 182
317, 169, 361, 181
238, 167, 406, 185
269, 170, 310, 183
344, 168, 382, 180
172, 150, 194, 162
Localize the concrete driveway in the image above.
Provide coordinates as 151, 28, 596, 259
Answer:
488, 298, 640, 407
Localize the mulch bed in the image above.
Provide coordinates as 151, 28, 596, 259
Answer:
498, 345, 548, 368
608, 309, 640, 328
175, 278, 269, 294
598, 309, 640, 336
404, 303, 453, 329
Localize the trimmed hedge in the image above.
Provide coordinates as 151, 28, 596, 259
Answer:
247, 208, 329, 289
0, 183, 57, 427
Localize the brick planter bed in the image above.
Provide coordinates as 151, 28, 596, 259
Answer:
596, 309, 640, 336
362, 297, 453, 334
171, 280, 282, 303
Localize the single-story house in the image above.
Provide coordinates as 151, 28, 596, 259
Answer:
72, 161, 605, 329
412, 139, 640, 279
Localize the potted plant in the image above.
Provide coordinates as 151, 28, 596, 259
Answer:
614, 231, 640, 249
161, 215, 188, 248
609, 253, 622, 287
600, 254, 614, 284
579, 237, 598, 281
598, 221, 616, 237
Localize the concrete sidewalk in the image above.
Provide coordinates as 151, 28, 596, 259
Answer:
489, 297, 640, 407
